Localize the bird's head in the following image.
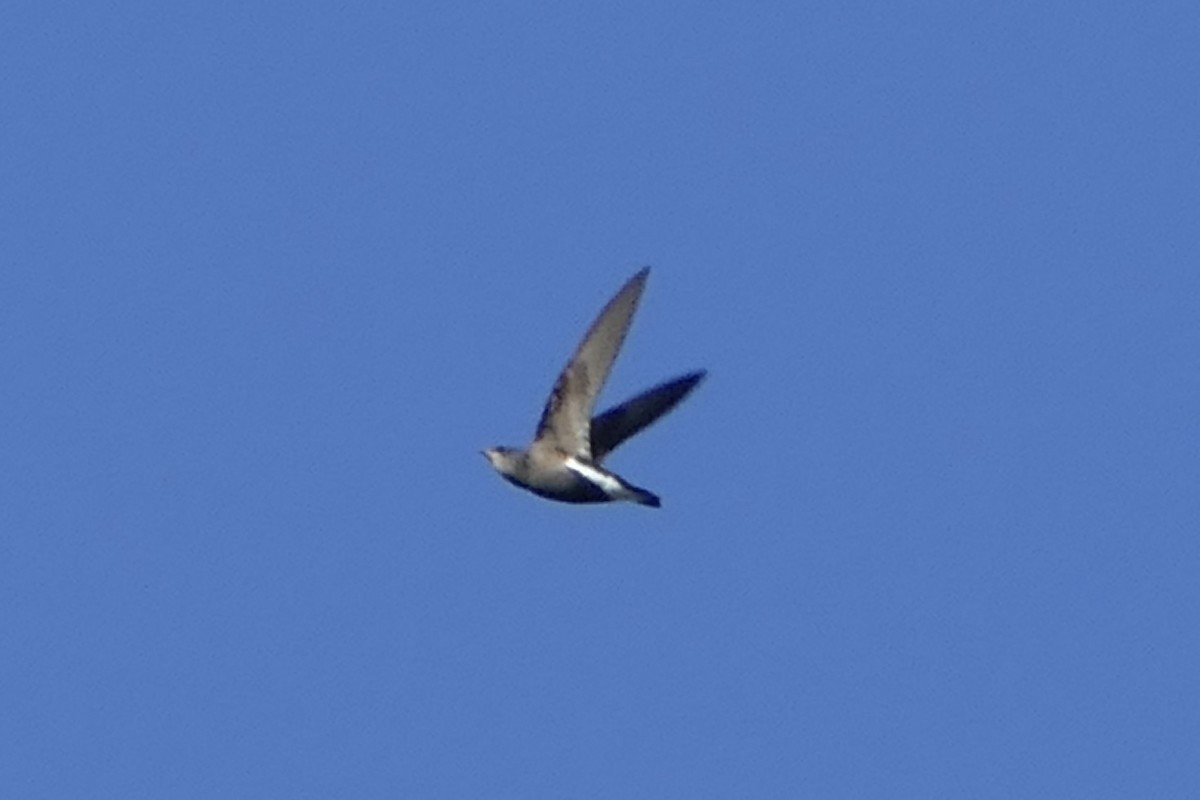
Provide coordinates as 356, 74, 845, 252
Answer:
481, 446, 521, 475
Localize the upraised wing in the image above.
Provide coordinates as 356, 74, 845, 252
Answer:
532, 267, 650, 458
590, 370, 707, 462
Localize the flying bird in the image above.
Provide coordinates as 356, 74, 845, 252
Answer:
483, 267, 706, 508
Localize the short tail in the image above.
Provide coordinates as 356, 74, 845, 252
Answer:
629, 485, 661, 508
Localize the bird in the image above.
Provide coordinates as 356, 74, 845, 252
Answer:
483, 267, 706, 508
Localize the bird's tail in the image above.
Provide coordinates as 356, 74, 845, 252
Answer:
628, 484, 661, 508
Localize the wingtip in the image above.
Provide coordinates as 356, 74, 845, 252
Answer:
675, 369, 708, 391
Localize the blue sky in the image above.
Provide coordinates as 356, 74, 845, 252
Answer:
3, 2, 1198, 796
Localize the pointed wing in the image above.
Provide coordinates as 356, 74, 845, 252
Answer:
590, 370, 707, 462
532, 267, 650, 458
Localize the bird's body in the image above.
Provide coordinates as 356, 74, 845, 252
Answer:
483, 267, 705, 508
486, 446, 663, 506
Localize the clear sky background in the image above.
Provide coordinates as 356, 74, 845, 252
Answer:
3, 2, 1198, 797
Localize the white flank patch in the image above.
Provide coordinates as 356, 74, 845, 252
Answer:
564, 457, 629, 498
